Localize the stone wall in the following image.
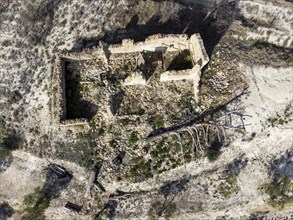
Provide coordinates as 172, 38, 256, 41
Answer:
160, 65, 201, 82
53, 55, 90, 126
53, 54, 65, 123
53, 34, 209, 125
190, 34, 209, 67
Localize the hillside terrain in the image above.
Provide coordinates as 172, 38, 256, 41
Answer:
0, 0, 292, 219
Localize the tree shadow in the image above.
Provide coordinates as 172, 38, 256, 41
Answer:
94, 199, 118, 220
0, 202, 14, 220
268, 150, 293, 179
74, 1, 239, 57
21, 164, 72, 219
159, 175, 190, 197
2, 133, 22, 151
0, 132, 23, 173
148, 176, 190, 218
223, 154, 248, 176
44, 163, 73, 197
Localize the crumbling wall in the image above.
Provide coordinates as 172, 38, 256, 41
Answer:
190, 34, 209, 67
122, 74, 146, 86
53, 34, 209, 124
53, 55, 65, 123
160, 66, 201, 82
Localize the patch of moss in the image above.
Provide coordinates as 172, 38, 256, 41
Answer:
226, 175, 238, 185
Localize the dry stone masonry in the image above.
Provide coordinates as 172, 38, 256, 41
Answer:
53, 34, 209, 125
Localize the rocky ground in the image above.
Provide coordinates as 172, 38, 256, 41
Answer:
0, 0, 292, 219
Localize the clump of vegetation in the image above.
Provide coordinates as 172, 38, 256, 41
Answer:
128, 131, 139, 145
148, 200, 177, 219
55, 139, 99, 169
0, 147, 11, 161
118, 118, 132, 126
264, 175, 293, 208
176, 90, 194, 110
153, 137, 185, 170
147, 115, 165, 129
22, 187, 51, 220
267, 111, 292, 127
207, 147, 221, 162
133, 108, 145, 116
218, 174, 240, 198
123, 106, 146, 116
130, 135, 189, 181
126, 157, 153, 181
121, 61, 131, 72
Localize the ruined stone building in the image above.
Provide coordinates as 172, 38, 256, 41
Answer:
53, 34, 209, 126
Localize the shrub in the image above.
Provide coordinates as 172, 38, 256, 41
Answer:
264, 175, 293, 208
128, 132, 139, 145
218, 175, 240, 198
207, 148, 221, 162
147, 116, 165, 129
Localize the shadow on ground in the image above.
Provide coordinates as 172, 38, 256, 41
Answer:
73, 1, 239, 57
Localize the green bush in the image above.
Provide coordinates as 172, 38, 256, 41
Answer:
127, 158, 153, 181
218, 175, 240, 198
128, 132, 139, 145
264, 175, 293, 208
207, 148, 221, 162
147, 116, 165, 129
0, 148, 11, 161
